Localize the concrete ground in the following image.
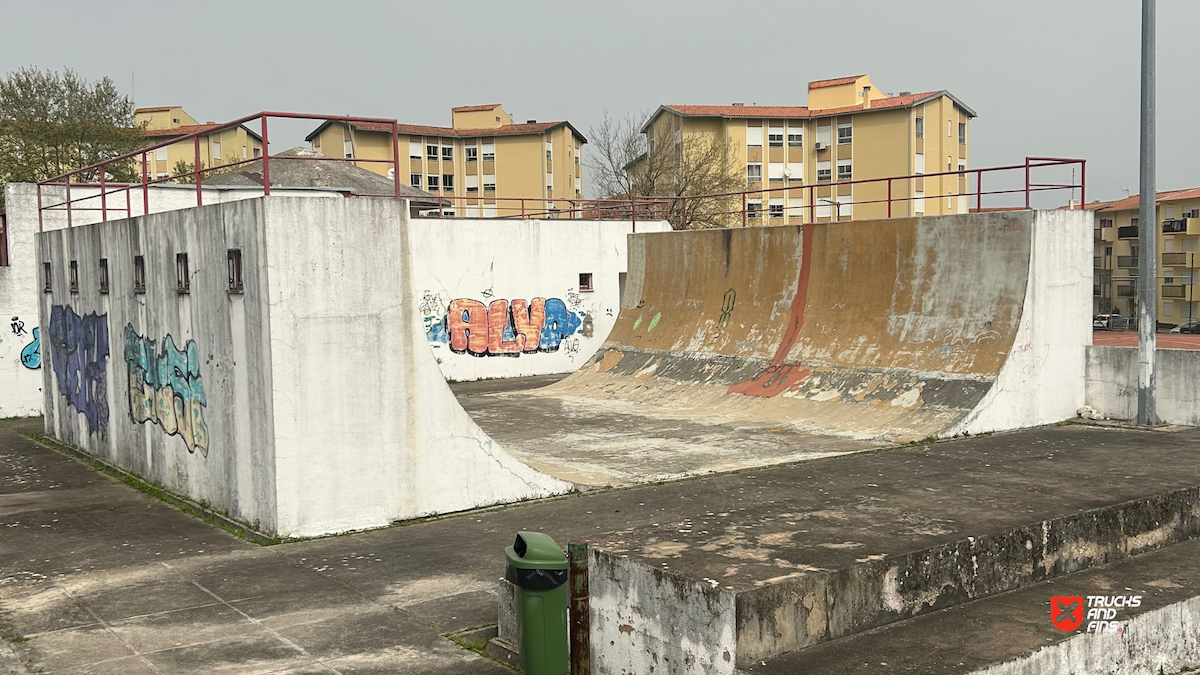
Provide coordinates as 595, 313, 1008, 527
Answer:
3, 411, 1200, 673
1090, 330, 1200, 349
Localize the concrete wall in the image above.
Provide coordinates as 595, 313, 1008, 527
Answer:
35, 195, 572, 537
37, 199, 280, 531
1085, 346, 1200, 426
1, 182, 344, 418
410, 218, 669, 382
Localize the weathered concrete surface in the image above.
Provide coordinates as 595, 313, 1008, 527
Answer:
1086, 345, 1200, 426
469, 211, 1091, 487
748, 536, 1200, 675
6, 417, 1200, 674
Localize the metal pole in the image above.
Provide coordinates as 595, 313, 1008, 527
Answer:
261, 116, 271, 196
887, 178, 892, 218
567, 540, 590, 675
742, 192, 747, 227
141, 152, 149, 215
99, 163, 107, 222
391, 121, 401, 202
194, 136, 203, 206
1024, 158, 1030, 209
976, 170, 982, 212
37, 184, 43, 232
1137, 0, 1157, 425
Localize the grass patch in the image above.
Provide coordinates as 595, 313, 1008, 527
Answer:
444, 624, 516, 671
5, 635, 29, 643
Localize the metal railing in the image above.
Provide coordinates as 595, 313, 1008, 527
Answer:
1118, 225, 1140, 239
1163, 284, 1187, 298
1163, 252, 1189, 266
1118, 255, 1139, 268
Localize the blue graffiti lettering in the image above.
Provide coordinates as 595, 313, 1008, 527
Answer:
539, 299, 583, 352
20, 327, 41, 369
124, 324, 209, 456
48, 306, 110, 436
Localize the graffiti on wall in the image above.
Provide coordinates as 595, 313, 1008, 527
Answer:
48, 306, 110, 435
10, 316, 40, 369
427, 296, 586, 357
124, 325, 209, 457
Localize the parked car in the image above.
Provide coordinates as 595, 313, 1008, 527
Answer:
1170, 320, 1200, 334
1108, 316, 1135, 331
1093, 312, 1122, 330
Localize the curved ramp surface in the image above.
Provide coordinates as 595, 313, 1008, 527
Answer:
463, 211, 1090, 485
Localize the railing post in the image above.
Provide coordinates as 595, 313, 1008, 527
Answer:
100, 162, 107, 222
681, 197, 687, 230
1024, 157, 1030, 209
125, 186, 131, 220
808, 185, 815, 222
630, 195, 636, 232
887, 177, 892, 218
66, 176, 72, 228
391, 121, 401, 202
568, 540, 591, 675
36, 184, 43, 232
194, 135, 203, 206
261, 116, 271, 196
976, 169, 982, 213
1080, 160, 1086, 207
141, 151, 149, 215
521, 198, 526, 217
742, 192, 747, 227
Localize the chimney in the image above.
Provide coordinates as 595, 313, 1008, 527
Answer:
862, 86, 872, 110
732, 102, 745, 107
898, 91, 912, 96
526, 119, 537, 124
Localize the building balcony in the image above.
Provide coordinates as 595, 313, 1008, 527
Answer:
1163, 252, 1189, 267
1094, 228, 1103, 240
1117, 285, 1137, 298
1118, 225, 1140, 239
1094, 255, 1103, 268
1163, 284, 1187, 299
1093, 285, 1103, 297
1117, 255, 1138, 268
1162, 217, 1200, 235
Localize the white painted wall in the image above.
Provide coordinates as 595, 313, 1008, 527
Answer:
1, 182, 344, 417
1085, 346, 1200, 426
410, 218, 670, 382
952, 210, 1093, 435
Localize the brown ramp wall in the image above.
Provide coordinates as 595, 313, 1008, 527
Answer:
546, 212, 1036, 442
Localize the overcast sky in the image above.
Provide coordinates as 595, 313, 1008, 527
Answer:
2, 0, 1196, 202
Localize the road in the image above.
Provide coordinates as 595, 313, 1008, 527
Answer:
1092, 330, 1200, 349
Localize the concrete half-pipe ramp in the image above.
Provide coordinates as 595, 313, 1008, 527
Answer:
463, 210, 1091, 485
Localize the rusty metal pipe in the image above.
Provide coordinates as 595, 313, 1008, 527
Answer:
567, 540, 590, 675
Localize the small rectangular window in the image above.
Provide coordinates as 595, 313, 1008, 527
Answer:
958, 122, 967, 144
746, 163, 763, 183
212, 141, 221, 159
483, 175, 496, 191
427, 144, 438, 159
948, 120, 953, 137
99, 259, 110, 294
817, 161, 832, 182
769, 201, 784, 218
409, 141, 422, 159
482, 142, 495, 162
915, 117, 924, 139
466, 146, 478, 162
546, 149, 553, 161
133, 255, 146, 293
442, 174, 454, 191
69, 261, 79, 293
176, 253, 190, 293
154, 146, 168, 161
837, 124, 852, 144
787, 131, 803, 148
837, 161, 852, 181
427, 175, 439, 190
746, 125, 763, 147
747, 200, 763, 219
579, 272, 593, 292
768, 126, 784, 147
343, 139, 353, 159
227, 249, 244, 292
43, 262, 52, 292
465, 175, 479, 193
442, 146, 453, 161
410, 173, 422, 189
253, 148, 261, 158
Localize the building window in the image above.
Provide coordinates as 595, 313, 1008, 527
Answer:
915, 116, 924, 139
768, 128, 784, 147
482, 142, 495, 162
958, 123, 966, 144
746, 125, 763, 148
914, 191, 925, 214
69, 260, 79, 293
176, 253, 190, 293
99, 259, 109, 294
769, 201, 784, 218
915, 153, 925, 175
411, 173, 421, 189
42, 262, 51, 292
253, 148, 261, 158
747, 200, 762, 219
443, 174, 454, 191
579, 272, 593, 291
483, 175, 496, 191
948, 120, 953, 137
343, 139, 353, 159
817, 161, 831, 182
442, 146, 453, 161
788, 130, 803, 148
958, 159, 966, 177
227, 249, 243, 292
410, 141, 422, 159
212, 141, 221, 159
156, 172, 168, 180
466, 146, 478, 162
154, 146, 168, 161
546, 149, 552, 161
133, 255, 146, 293
427, 175, 439, 191
768, 163, 784, 183
837, 161, 852, 181
746, 163, 763, 183
546, 172, 553, 189
837, 123, 852, 144
427, 144, 438, 159
1100, 218, 1113, 228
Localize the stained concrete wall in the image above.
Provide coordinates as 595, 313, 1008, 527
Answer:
410, 218, 670, 382
2, 182, 343, 418
35, 195, 571, 537
1085, 346, 1200, 426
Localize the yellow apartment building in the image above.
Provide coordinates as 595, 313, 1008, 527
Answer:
305, 104, 585, 217
1091, 187, 1200, 324
134, 106, 263, 181
638, 74, 975, 225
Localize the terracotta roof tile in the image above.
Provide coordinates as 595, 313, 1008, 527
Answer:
809, 75, 865, 89
661, 91, 944, 120
312, 120, 585, 141
143, 123, 224, 137
1095, 188, 1200, 213
451, 104, 502, 113
135, 106, 177, 113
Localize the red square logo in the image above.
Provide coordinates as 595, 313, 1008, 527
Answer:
1051, 596, 1084, 631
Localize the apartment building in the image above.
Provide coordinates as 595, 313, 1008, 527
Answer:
639, 74, 975, 224
135, 106, 263, 180
305, 104, 585, 217
1091, 187, 1200, 323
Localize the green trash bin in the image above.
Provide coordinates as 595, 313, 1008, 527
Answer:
505, 531, 569, 675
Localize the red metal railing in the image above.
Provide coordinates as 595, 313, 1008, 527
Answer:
35, 109, 1085, 231
0, 211, 8, 267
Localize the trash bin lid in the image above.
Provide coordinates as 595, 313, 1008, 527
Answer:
504, 531, 568, 571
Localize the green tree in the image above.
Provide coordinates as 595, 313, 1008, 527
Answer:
0, 67, 145, 210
